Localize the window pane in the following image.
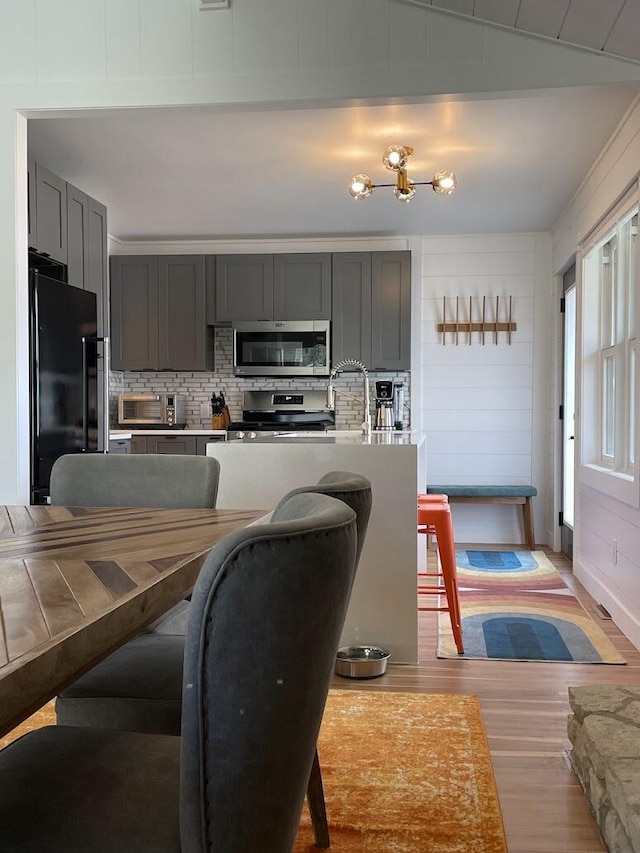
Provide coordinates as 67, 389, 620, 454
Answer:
630, 346, 636, 467
601, 239, 617, 348
603, 355, 615, 459
629, 213, 638, 340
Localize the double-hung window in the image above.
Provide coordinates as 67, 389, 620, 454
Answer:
581, 197, 639, 504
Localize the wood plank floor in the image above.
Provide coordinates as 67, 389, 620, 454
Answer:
330, 547, 638, 853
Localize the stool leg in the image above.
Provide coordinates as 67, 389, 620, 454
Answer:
434, 511, 464, 654
523, 497, 535, 550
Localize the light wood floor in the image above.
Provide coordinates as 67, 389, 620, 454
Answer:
330, 547, 639, 853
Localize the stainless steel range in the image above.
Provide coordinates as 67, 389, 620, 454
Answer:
227, 390, 335, 440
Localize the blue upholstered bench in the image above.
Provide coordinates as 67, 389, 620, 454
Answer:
425, 484, 538, 549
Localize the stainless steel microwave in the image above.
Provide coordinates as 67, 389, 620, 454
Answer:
117, 393, 188, 428
232, 320, 330, 376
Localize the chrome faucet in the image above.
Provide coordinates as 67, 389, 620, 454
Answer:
326, 358, 371, 434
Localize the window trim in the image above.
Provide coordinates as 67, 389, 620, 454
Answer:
580, 188, 640, 507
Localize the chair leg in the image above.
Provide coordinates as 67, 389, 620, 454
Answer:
434, 512, 464, 655
306, 747, 330, 848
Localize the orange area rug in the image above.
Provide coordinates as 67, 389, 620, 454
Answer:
294, 690, 507, 853
3, 691, 507, 852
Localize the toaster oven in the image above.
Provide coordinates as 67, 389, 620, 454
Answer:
117, 393, 188, 428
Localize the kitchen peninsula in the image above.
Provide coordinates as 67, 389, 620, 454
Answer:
208, 431, 426, 663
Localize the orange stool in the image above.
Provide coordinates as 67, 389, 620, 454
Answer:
417, 502, 464, 654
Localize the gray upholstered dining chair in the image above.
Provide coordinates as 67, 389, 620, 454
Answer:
54, 470, 372, 848
0, 492, 357, 853
49, 452, 221, 508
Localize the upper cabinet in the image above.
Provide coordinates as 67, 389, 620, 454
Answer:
332, 251, 411, 371
273, 254, 331, 320
110, 255, 214, 372
371, 251, 411, 371
215, 255, 273, 321
33, 163, 67, 264
67, 186, 108, 336
215, 254, 331, 322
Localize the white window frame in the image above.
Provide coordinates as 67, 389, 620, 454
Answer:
580, 189, 639, 507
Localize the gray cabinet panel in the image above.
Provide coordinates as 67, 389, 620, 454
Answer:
331, 253, 372, 365
371, 251, 411, 370
274, 254, 331, 319
158, 256, 211, 371
130, 436, 147, 454
215, 255, 274, 321
86, 197, 108, 338
66, 185, 88, 289
110, 256, 159, 371
146, 435, 197, 454
28, 161, 37, 250
35, 163, 67, 263
109, 438, 131, 454
205, 255, 216, 325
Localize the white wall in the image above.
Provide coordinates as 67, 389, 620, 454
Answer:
419, 233, 552, 545
2, 0, 640, 502
552, 98, 640, 648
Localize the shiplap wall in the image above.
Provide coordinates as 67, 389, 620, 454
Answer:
419, 233, 552, 545
552, 98, 640, 649
1, 1, 638, 505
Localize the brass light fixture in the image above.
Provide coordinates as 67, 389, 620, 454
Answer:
349, 145, 457, 203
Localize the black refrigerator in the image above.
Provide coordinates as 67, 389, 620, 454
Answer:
30, 269, 99, 504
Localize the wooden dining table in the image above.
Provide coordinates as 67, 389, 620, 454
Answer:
0, 504, 264, 738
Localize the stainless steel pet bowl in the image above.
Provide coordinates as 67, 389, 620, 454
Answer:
335, 646, 390, 679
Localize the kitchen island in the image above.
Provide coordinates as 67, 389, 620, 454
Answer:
207, 431, 426, 663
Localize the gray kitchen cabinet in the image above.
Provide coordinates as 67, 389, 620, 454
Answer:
331, 253, 372, 366
331, 251, 411, 371
371, 251, 411, 371
110, 256, 159, 371
66, 184, 89, 290
130, 436, 148, 454
273, 254, 331, 320
86, 196, 108, 339
146, 435, 197, 454
158, 256, 213, 371
28, 161, 37, 250
204, 255, 216, 325
215, 255, 274, 321
216, 254, 331, 322
34, 163, 67, 263
111, 255, 213, 371
67, 187, 108, 337
109, 438, 131, 454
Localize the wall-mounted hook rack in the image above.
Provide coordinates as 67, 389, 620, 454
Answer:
437, 295, 517, 345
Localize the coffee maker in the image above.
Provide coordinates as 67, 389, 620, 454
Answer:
374, 380, 395, 430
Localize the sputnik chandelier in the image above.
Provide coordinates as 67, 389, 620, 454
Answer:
348, 145, 457, 203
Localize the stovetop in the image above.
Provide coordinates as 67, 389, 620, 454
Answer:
227, 390, 335, 437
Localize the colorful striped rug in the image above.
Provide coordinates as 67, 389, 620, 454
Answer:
434, 549, 626, 663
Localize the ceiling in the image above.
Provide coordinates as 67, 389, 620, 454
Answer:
28, 84, 639, 242
402, 0, 640, 64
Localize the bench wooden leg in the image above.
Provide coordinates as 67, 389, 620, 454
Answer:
522, 497, 535, 550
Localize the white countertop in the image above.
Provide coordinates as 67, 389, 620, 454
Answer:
227, 430, 424, 446
109, 429, 228, 439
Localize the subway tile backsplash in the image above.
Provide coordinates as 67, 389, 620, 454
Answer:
110, 327, 410, 430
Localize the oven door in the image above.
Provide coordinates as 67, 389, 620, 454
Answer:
233, 321, 330, 376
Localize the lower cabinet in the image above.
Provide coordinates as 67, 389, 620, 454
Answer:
145, 435, 197, 455
109, 438, 131, 454
129, 435, 226, 455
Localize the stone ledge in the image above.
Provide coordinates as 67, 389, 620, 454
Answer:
568, 686, 640, 853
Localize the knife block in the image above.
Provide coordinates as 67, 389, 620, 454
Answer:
211, 407, 230, 430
